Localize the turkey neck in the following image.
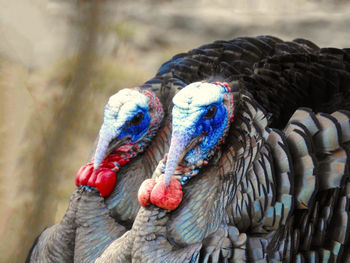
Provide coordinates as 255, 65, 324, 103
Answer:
95, 205, 202, 263
97, 161, 250, 263
105, 120, 171, 226
130, 206, 174, 262
74, 87, 172, 262
74, 189, 126, 263
26, 189, 80, 263
107, 149, 239, 262
72, 122, 172, 263
72, 121, 170, 263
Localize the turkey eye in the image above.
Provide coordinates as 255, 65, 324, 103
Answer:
129, 112, 144, 126
204, 105, 217, 119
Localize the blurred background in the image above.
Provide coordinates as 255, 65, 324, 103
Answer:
0, 0, 349, 262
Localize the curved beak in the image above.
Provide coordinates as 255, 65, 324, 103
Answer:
163, 130, 207, 186
93, 124, 125, 170
164, 130, 192, 186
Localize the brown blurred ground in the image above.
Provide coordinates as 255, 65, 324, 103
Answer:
0, 0, 349, 262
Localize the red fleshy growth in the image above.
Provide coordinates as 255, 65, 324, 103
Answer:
75, 153, 132, 197
87, 170, 98, 186
94, 168, 117, 197
150, 179, 183, 210
223, 82, 231, 92
230, 114, 235, 123
104, 154, 123, 162
215, 81, 231, 92
138, 179, 157, 207
75, 163, 94, 186
117, 158, 130, 166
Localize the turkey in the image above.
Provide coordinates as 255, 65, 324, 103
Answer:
74, 88, 164, 197
25, 87, 166, 263
26, 36, 328, 262
97, 51, 350, 262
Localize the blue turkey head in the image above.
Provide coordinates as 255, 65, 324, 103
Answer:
93, 88, 164, 170
164, 82, 234, 186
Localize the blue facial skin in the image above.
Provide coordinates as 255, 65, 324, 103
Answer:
173, 102, 228, 165
116, 107, 151, 143
94, 90, 152, 170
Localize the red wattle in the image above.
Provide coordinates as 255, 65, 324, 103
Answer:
75, 153, 130, 197
138, 178, 157, 207
75, 166, 84, 186
150, 179, 183, 211
104, 155, 123, 163
118, 158, 130, 166
94, 168, 117, 197
87, 170, 98, 186
105, 162, 117, 169
75, 163, 94, 186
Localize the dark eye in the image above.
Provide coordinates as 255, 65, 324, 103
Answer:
129, 112, 144, 126
204, 105, 217, 119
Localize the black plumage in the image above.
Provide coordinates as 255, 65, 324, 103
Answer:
97, 48, 350, 262
27, 36, 350, 263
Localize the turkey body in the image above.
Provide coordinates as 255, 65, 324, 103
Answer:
27, 36, 350, 263
97, 51, 350, 262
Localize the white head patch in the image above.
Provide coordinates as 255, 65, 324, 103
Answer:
173, 82, 225, 110
108, 88, 149, 114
